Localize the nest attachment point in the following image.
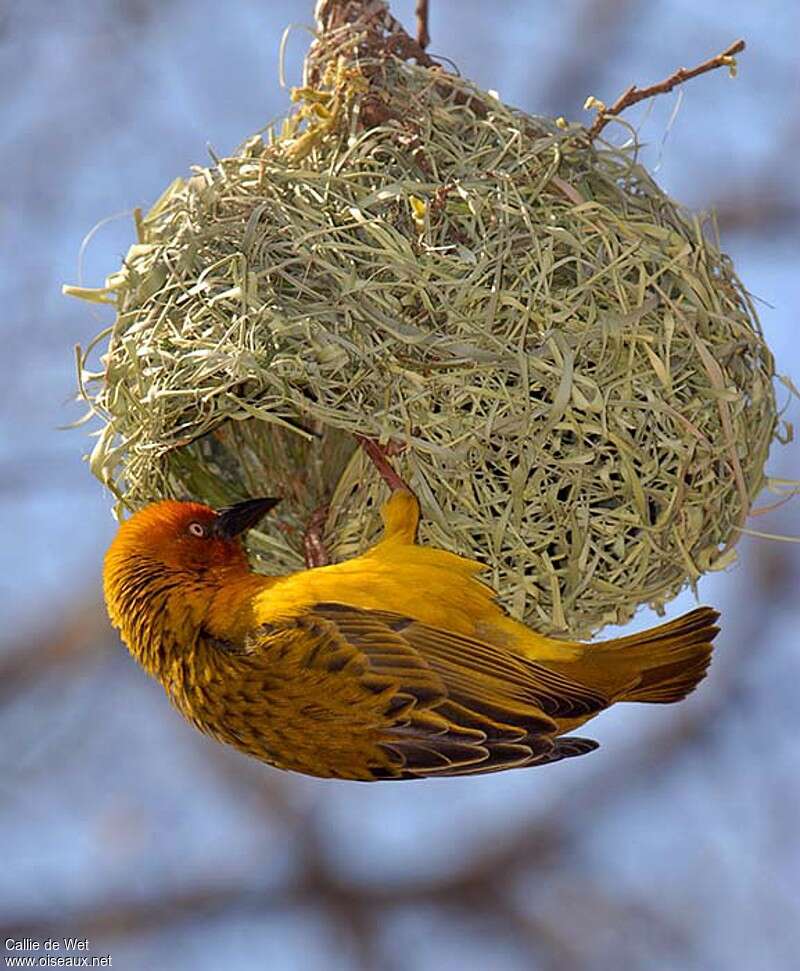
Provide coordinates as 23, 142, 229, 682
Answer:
70, 14, 777, 636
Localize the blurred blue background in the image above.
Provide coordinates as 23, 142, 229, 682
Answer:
1, 1, 798, 968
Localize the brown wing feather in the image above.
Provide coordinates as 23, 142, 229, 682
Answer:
313, 602, 608, 720
242, 602, 605, 780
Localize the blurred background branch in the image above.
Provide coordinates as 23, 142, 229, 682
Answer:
2, 539, 795, 969
1, 1, 798, 969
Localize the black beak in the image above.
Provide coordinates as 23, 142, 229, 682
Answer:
212, 497, 281, 539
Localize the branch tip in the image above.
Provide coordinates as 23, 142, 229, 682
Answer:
586, 38, 746, 140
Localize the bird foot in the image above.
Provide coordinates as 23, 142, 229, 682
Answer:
303, 503, 331, 568
355, 435, 413, 494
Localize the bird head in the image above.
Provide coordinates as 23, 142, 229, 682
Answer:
105, 497, 281, 572
103, 497, 280, 673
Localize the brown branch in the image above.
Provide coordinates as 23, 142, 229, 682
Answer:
1, 551, 780, 963
0, 601, 108, 704
587, 38, 745, 139
308, 0, 494, 125
306, 0, 438, 81
5, 526, 790, 963
713, 177, 800, 235
415, 0, 430, 49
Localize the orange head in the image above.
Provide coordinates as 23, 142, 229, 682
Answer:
103, 497, 279, 674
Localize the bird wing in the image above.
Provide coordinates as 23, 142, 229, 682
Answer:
244, 601, 606, 780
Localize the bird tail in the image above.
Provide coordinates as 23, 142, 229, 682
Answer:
594, 607, 720, 703
544, 607, 721, 704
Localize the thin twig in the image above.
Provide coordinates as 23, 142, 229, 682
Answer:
415, 0, 430, 49
586, 38, 745, 139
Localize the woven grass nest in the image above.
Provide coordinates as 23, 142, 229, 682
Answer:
69, 12, 777, 637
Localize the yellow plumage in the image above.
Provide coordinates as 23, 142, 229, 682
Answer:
104, 490, 719, 781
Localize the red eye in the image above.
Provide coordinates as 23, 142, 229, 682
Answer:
187, 522, 207, 538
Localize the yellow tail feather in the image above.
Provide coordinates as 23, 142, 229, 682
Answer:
545, 607, 720, 704
600, 607, 720, 703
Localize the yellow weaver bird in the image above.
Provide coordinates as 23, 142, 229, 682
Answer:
104, 484, 719, 781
